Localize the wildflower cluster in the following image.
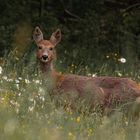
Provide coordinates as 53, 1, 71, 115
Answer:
106, 53, 126, 63
0, 61, 140, 140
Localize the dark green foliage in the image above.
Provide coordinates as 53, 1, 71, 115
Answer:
0, 0, 140, 74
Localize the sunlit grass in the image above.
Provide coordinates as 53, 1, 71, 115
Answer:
0, 57, 140, 140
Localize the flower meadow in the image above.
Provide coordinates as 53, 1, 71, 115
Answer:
0, 58, 140, 140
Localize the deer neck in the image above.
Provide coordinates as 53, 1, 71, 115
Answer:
40, 61, 62, 85
40, 61, 53, 73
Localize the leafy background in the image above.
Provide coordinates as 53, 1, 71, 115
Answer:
0, 0, 140, 74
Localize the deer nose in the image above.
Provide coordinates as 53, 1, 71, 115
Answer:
42, 55, 48, 60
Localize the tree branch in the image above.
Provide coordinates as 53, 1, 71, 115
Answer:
122, 3, 140, 12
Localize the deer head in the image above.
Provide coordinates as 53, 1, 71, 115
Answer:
33, 26, 61, 63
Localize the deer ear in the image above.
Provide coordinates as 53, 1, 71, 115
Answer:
33, 26, 43, 43
50, 29, 61, 46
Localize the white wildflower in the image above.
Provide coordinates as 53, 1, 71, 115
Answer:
7, 78, 13, 82
92, 73, 97, 77
2, 76, 7, 80
15, 79, 20, 84
125, 121, 128, 126
18, 92, 21, 96
106, 55, 109, 58
16, 84, 19, 90
118, 72, 122, 77
18, 77, 22, 80
87, 73, 92, 76
40, 96, 45, 102
39, 87, 45, 95
10, 100, 19, 107
28, 106, 34, 112
25, 79, 30, 84
15, 108, 19, 114
39, 87, 43, 92
35, 80, 40, 84
0, 66, 2, 74
118, 58, 126, 63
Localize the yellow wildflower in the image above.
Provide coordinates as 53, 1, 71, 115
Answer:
87, 128, 93, 136
76, 116, 80, 123
88, 128, 93, 133
68, 132, 73, 136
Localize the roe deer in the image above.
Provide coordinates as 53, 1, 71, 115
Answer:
33, 26, 140, 112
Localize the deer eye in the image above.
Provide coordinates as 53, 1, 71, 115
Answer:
38, 46, 42, 50
49, 47, 53, 51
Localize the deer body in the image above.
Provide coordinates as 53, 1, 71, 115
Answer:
33, 27, 140, 110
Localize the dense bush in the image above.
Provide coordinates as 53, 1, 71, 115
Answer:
0, 0, 140, 73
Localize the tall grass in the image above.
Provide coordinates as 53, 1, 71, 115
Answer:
0, 53, 140, 140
